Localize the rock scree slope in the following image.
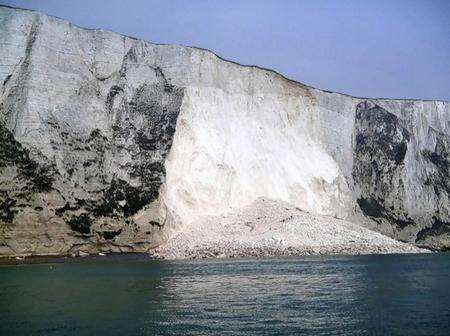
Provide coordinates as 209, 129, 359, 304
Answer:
0, 6, 448, 257
153, 198, 425, 259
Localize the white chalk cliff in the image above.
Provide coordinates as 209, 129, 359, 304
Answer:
0, 6, 448, 257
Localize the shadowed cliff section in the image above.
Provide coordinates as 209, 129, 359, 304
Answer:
353, 101, 449, 249
353, 101, 413, 229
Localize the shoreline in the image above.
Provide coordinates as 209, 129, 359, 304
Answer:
0, 252, 155, 266
0, 249, 435, 266
153, 243, 430, 260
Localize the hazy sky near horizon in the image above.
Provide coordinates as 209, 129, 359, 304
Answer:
1, 0, 449, 101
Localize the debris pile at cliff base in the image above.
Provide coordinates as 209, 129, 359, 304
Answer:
152, 198, 427, 259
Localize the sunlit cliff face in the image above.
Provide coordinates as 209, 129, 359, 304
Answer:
0, 6, 448, 256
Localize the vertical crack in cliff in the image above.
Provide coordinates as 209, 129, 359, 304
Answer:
10, 14, 42, 131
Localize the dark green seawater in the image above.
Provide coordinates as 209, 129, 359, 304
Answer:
1, 253, 449, 335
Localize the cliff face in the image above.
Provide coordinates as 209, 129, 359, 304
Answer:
0, 6, 448, 256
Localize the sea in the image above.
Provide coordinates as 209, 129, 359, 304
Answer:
1, 253, 449, 335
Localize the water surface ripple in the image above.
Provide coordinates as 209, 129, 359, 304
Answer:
1, 253, 449, 335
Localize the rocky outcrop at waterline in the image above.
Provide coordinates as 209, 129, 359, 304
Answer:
0, 6, 448, 257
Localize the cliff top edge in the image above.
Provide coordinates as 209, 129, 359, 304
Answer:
1, 4, 448, 104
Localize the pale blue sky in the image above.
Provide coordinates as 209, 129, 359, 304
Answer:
1, 0, 449, 101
